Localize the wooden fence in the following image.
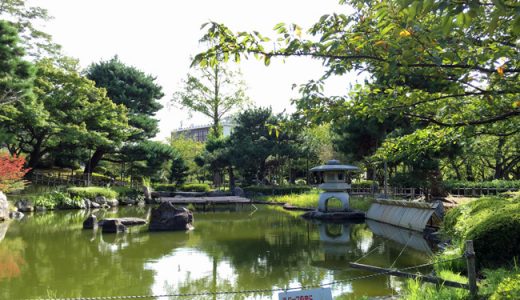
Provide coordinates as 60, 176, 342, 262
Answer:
30, 172, 142, 189
350, 186, 518, 198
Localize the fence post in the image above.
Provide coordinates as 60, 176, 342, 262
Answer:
465, 240, 478, 299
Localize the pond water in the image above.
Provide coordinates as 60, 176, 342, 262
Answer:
0, 205, 435, 299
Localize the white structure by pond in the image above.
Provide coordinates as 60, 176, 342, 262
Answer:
310, 160, 359, 212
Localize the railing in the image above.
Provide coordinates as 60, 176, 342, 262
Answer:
30, 172, 142, 189
350, 186, 518, 198
349, 187, 425, 198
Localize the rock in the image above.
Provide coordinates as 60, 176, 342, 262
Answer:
9, 211, 24, 220
94, 196, 107, 205
232, 187, 245, 197
102, 204, 110, 209
0, 192, 9, 221
15, 199, 34, 212
143, 186, 152, 201
58, 197, 86, 210
149, 202, 194, 231
119, 197, 136, 206
35, 206, 47, 212
99, 217, 147, 227
0, 222, 8, 242
106, 199, 119, 207
90, 201, 101, 209
83, 215, 98, 230
101, 219, 127, 233
83, 199, 91, 209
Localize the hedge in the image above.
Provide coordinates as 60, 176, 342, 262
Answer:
66, 187, 118, 199
153, 183, 211, 193
351, 180, 379, 189
443, 180, 520, 189
443, 193, 520, 268
243, 185, 312, 196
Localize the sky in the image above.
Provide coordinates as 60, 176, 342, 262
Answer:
32, 0, 356, 140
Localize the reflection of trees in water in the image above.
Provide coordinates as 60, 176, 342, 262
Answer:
0, 237, 26, 282
0, 208, 181, 299
0, 206, 434, 299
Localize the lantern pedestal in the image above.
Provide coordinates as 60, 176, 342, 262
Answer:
318, 192, 349, 212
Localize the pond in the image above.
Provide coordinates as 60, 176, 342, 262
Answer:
0, 205, 435, 299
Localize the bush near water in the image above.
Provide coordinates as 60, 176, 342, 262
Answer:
443, 192, 520, 269
153, 183, 211, 192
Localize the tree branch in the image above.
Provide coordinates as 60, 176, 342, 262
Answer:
404, 109, 520, 127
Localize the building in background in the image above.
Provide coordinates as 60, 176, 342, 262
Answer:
171, 118, 235, 142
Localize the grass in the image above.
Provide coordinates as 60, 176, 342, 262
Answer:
258, 190, 374, 212
66, 187, 118, 199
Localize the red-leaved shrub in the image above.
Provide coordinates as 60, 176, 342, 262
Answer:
0, 153, 30, 192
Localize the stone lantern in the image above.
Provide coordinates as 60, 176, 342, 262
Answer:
310, 160, 359, 212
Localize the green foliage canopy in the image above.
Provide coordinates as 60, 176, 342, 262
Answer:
0, 20, 34, 106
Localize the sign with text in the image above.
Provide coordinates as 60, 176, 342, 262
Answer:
278, 287, 333, 300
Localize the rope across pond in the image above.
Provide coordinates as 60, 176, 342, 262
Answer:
30, 256, 464, 300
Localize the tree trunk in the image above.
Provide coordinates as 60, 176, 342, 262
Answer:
228, 166, 235, 191
84, 149, 105, 174
429, 162, 447, 199
449, 158, 462, 180
26, 138, 44, 171
494, 136, 506, 179
464, 159, 474, 181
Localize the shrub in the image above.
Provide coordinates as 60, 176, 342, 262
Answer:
351, 180, 379, 189
111, 186, 141, 199
33, 191, 84, 209
443, 180, 520, 190
179, 183, 210, 192
153, 183, 176, 192
243, 185, 312, 196
66, 187, 118, 199
0, 153, 30, 192
153, 183, 211, 192
442, 195, 520, 268
467, 205, 520, 268
34, 194, 57, 209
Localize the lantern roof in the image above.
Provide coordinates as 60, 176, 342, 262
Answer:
310, 160, 359, 172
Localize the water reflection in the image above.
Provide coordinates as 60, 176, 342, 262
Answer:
366, 220, 434, 255
0, 206, 434, 299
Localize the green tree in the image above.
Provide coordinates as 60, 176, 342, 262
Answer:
0, 0, 60, 57
169, 152, 189, 185
192, 0, 520, 190
85, 56, 164, 173
228, 107, 299, 185
168, 134, 205, 179
0, 59, 129, 170
120, 141, 180, 182
0, 20, 34, 105
172, 62, 249, 137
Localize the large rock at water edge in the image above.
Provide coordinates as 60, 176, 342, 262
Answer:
106, 199, 119, 207
149, 202, 194, 231
83, 214, 98, 230
0, 192, 8, 222
93, 196, 107, 205
15, 199, 34, 212
101, 219, 127, 233
99, 217, 147, 227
